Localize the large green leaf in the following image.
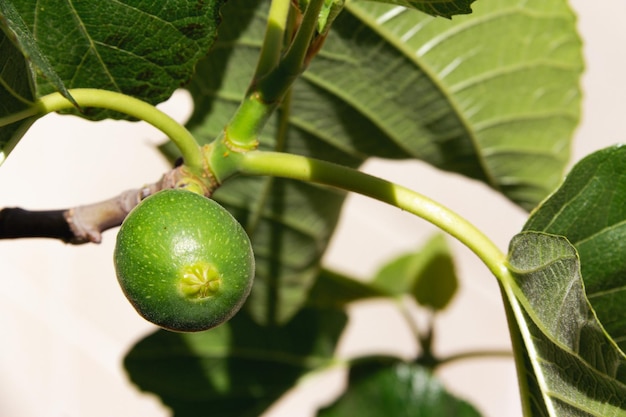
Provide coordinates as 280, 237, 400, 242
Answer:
318, 358, 482, 416
324, 0, 582, 210
163, 0, 581, 324
125, 306, 347, 417
2, 0, 226, 120
523, 146, 626, 352
506, 232, 626, 416
0, 0, 73, 104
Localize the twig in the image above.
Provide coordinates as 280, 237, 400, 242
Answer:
0, 165, 191, 244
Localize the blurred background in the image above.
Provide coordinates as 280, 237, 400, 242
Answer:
0, 1, 624, 416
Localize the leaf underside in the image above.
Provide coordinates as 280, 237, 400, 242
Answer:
0, 0, 72, 103
504, 145, 626, 416
332, 0, 582, 210
524, 146, 626, 352
507, 232, 626, 416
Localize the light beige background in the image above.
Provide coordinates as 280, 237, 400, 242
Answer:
0, 1, 623, 416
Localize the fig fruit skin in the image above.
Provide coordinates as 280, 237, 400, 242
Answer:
114, 189, 255, 332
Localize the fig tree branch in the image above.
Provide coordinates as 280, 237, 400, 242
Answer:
0, 165, 194, 244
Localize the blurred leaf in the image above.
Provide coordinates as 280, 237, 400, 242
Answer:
125, 306, 347, 417
306, 268, 386, 309
3, 0, 226, 120
369, 0, 475, 18
523, 145, 626, 353
372, 253, 416, 296
372, 234, 458, 310
506, 232, 626, 416
318, 358, 482, 416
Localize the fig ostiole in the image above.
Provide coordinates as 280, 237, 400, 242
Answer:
114, 189, 254, 332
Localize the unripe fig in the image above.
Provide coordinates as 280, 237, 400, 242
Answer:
114, 189, 254, 332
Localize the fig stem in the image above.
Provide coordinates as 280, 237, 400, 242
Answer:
237, 150, 513, 286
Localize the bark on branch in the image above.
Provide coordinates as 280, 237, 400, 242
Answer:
0, 166, 194, 244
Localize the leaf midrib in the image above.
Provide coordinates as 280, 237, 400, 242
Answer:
345, 2, 493, 187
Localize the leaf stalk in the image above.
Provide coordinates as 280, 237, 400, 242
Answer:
34, 89, 204, 175
238, 150, 512, 285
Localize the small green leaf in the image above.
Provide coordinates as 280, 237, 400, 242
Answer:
368, 0, 475, 18
124, 306, 347, 417
318, 358, 482, 416
372, 234, 458, 310
506, 232, 626, 416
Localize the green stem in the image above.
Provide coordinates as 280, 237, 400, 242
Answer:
254, 0, 291, 78
238, 150, 511, 284
280, 0, 323, 77
499, 284, 535, 417
256, 0, 325, 103
222, 93, 270, 151
221, 0, 323, 150
35, 89, 203, 173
